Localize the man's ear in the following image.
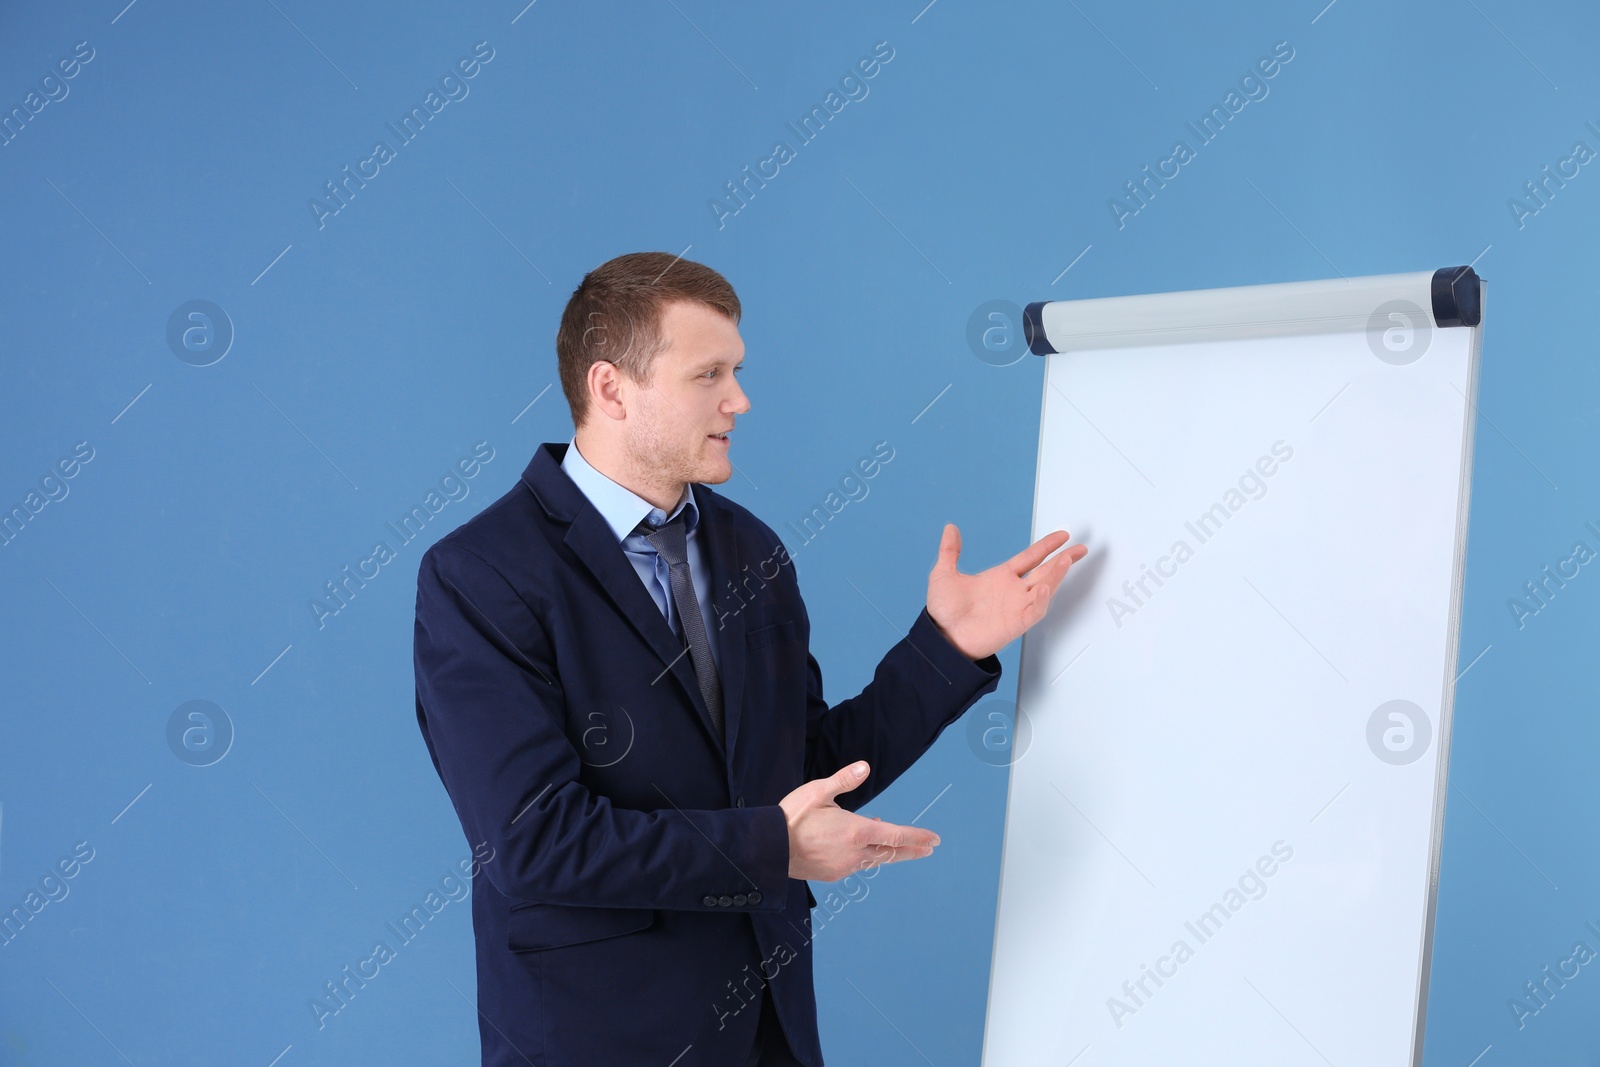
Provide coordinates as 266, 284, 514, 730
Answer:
586, 360, 628, 422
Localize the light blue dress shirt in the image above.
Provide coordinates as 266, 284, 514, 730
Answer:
560, 435, 721, 670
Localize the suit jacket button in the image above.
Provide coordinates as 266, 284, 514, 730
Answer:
748, 891, 762, 904
733, 894, 748, 906
703, 895, 718, 907
735, 796, 746, 807
718, 895, 733, 907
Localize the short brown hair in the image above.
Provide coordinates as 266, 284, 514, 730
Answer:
556, 251, 741, 428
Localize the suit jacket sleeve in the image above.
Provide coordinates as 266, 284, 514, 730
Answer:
414, 541, 790, 911
795, 564, 1004, 812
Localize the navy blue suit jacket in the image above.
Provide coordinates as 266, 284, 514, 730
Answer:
413, 441, 1003, 1066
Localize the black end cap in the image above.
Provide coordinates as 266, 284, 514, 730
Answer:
1431, 266, 1483, 328
1023, 302, 1056, 355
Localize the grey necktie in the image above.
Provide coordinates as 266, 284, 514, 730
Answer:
639, 513, 724, 744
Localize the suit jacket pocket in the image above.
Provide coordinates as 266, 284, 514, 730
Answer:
746, 619, 797, 651
506, 902, 656, 952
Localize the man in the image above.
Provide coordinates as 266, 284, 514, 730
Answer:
413, 251, 1086, 1066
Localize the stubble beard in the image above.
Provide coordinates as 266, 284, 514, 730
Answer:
623, 392, 729, 503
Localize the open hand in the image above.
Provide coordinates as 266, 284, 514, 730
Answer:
925, 524, 1087, 661
778, 761, 938, 882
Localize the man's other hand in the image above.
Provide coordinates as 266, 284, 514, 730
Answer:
777, 761, 938, 882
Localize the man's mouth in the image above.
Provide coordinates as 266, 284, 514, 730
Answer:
708, 431, 730, 447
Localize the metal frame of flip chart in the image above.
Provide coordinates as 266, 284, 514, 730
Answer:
980, 267, 1485, 1066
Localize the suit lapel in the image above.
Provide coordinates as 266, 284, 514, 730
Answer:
694, 484, 748, 764
562, 506, 727, 758
525, 442, 746, 762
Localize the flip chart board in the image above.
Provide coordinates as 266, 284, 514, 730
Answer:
981, 267, 1485, 1066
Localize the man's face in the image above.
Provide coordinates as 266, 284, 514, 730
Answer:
622, 299, 749, 494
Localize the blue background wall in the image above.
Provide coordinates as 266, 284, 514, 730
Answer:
2, 1, 1597, 1063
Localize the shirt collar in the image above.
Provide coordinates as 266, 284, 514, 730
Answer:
560, 435, 698, 543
